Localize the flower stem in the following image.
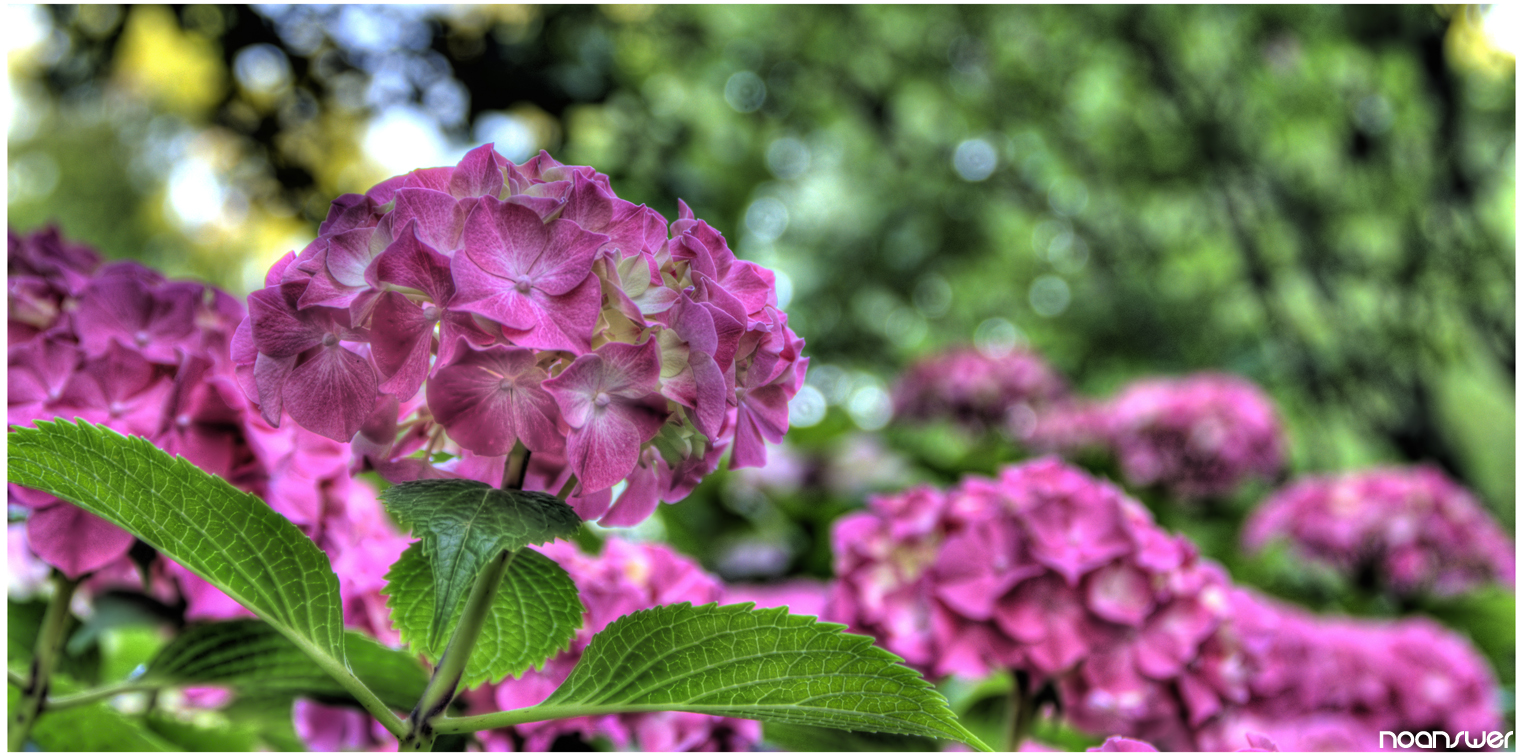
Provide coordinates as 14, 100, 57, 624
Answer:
10, 570, 80, 751
398, 548, 517, 751
503, 441, 530, 491
44, 680, 160, 711
556, 474, 579, 501
1006, 670, 1035, 752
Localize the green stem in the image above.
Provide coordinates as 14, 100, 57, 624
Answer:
398, 548, 518, 751
556, 474, 579, 501
503, 441, 530, 491
10, 570, 80, 751
44, 680, 160, 711
1005, 670, 1035, 752
8, 670, 26, 689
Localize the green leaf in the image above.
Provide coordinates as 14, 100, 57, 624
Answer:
144, 620, 428, 711
380, 479, 581, 648
764, 722, 937, 751
143, 709, 264, 752
8, 420, 345, 664
531, 603, 989, 751
6, 421, 397, 731
8, 673, 176, 751
384, 542, 582, 688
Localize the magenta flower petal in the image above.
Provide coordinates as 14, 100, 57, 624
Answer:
251, 352, 295, 425
461, 196, 608, 296
282, 343, 378, 441
450, 144, 508, 199
27, 502, 136, 579
248, 285, 325, 358
368, 221, 456, 303
318, 193, 381, 236
494, 274, 602, 354
392, 188, 469, 252
428, 342, 563, 456
368, 291, 436, 400
73, 275, 198, 364
542, 339, 667, 492
600, 454, 662, 526
731, 383, 790, 469
322, 227, 383, 289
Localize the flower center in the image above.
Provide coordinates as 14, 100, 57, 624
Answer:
176, 413, 192, 427
515, 278, 533, 294
133, 330, 150, 347
108, 401, 127, 416
423, 305, 442, 323
322, 333, 339, 348
594, 392, 612, 407
498, 378, 515, 393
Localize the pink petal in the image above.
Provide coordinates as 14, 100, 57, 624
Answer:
368, 291, 435, 401
248, 285, 324, 358
369, 221, 456, 303
449, 251, 538, 331
461, 196, 551, 280
392, 188, 468, 252
599, 455, 661, 526
450, 144, 507, 199
27, 503, 136, 579
496, 274, 601, 354
282, 345, 378, 441
323, 227, 382, 288
427, 343, 563, 456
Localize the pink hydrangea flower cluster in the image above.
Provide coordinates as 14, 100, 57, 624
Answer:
825, 457, 1249, 749
235, 145, 805, 525
892, 346, 1068, 434
8, 227, 251, 578
1088, 732, 1278, 752
1195, 589, 1502, 751
1096, 374, 1285, 499
1033, 373, 1285, 500
459, 538, 760, 752
1242, 466, 1515, 597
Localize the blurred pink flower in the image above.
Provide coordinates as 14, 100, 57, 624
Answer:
1243, 466, 1514, 597
892, 346, 1068, 434
1100, 373, 1285, 499
826, 457, 1238, 749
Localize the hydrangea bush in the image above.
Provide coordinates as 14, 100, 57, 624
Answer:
1243, 466, 1515, 597
826, 458, 1249, 750
1196, 588, 1503, 751
892, 346, 1068, 434
7, 166, 987, 754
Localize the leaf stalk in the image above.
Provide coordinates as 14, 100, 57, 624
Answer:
9, 570, 80, 751
399, 548, 518, 751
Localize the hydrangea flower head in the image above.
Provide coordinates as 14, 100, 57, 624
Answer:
826, 457, 1241, 749
1196, 588, 1502, 751
8, 229, 251, 578
462, 538, 760, 752
1099, 373, 1285, 499
892, 346, 1068, 434
237, 146, 805, 525
1243, 466, 1514, 597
